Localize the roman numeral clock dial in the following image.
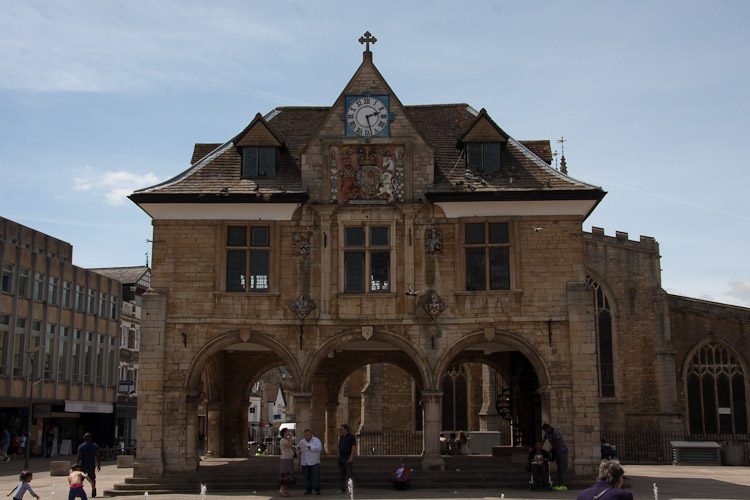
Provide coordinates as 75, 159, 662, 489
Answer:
344, 94, 391, 140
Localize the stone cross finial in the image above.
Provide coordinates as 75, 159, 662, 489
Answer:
359, 31, 377, 52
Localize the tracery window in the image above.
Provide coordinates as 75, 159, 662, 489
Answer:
441, 365, 468, 431
686, 340, 747, 434
586, 275, 615, 397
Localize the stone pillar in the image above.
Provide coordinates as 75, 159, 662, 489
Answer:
421, 390, 444, 471
134, 288, 167, 477
654, 289, 682, 430
566, 281, 601, 477
325, 401, 339, 454
312, 375, 327, 437
358, 364, 384, 433
185, 395, 199, 467
478, 365, 502, 431
294, 392, 314, 438
206, 403, 222, 457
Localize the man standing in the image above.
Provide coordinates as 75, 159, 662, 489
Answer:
542, 423, 568, 491
76, 433, 101, 498
1, 428, 10, 462
336, 424, 356, 494
297, 429, 322, 495
577, 460, 633, 500
45, 429, 55, 458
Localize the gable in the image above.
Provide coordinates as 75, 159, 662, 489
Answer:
235, 113, 283, 148
461, 116, 508, 143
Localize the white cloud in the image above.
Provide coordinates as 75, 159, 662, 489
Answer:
73, 168, 158, 205
727, 278, 750, 305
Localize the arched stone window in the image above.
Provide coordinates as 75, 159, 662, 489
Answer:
586, 275, 615, 397
686, 340, 748, 434
442, 365, 468, 431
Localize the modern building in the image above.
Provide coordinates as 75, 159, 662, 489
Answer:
89, 266, 150, 449
0, 216, 121, 455
128, 35, 749, 478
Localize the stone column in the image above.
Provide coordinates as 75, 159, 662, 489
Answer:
185, 395, 199, 467
206, 403, 222, 457
421, 390, 444, 471
358, 364, 384, 433
566, 281, 601, 477
325, 401, 339, 454
134, 288, 167, 477
294, 392, 314, 438
478, 365, 502, 431
312, 376, 328, 437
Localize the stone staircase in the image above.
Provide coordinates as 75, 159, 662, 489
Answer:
105, 450, 548, 496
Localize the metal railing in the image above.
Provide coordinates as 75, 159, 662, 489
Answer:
604, 430, 750, 464
355, 430, 423, 456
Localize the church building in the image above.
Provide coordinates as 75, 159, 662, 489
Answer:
129, 33, 749, 477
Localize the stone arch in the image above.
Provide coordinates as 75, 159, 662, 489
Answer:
433, 330, 550, 390
185, 329, 303, 393
201, 356, 222, 401
302, 328, 431, 391
583, 268, 620, 316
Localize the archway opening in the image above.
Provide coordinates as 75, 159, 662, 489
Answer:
309, 339, 426, 456
196, 341, 296, 459
442, 343, 541, 451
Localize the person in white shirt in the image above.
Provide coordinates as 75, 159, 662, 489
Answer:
297, 429, 322, 495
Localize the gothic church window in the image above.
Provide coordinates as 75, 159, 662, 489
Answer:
242, 146, 276, 178
343, 226, 391, 293
466, 142, 501, 175
465, 222, 510, 291
226, 226, 270, 291
586, 275, 615, 397
442, 365, 468, 431
686, 340, 747, 434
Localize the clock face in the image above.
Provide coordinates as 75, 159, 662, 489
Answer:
346, 96, 389, 138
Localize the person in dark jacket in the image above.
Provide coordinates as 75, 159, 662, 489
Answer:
577, 460, 633, 500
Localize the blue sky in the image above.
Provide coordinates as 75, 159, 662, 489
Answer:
1, 1, 748, 307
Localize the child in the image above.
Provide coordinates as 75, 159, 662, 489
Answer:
7, 471, 40, 500
68, 465, 93, 500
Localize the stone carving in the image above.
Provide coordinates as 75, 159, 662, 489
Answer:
362, 326, 373, 340
425, 227, 443, 254
289, 294, 316, 319
292, 231, 311, 256
422, 290, 446, 320
330, 144, 405, 205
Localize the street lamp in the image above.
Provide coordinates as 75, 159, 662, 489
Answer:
25, 345, 44, 469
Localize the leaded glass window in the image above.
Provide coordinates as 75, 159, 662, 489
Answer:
343, 225, 391, 293
466, 142, 502, 175
465, 222, 511, 291
226, 225, 270, 292
686, 340, 747, 434
242, 146, 276, 178
586, 275, 615, 398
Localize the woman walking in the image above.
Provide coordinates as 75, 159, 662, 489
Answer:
278, 428, 296, 497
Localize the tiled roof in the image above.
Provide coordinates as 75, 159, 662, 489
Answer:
89, 266, 149, 285
132, 103, 601, 200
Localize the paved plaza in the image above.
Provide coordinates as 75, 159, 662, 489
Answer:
0, 457, 748, 500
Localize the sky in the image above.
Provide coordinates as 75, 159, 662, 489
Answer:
1, 0, 748, 307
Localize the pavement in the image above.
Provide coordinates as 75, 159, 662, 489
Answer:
1, 456, 748, 500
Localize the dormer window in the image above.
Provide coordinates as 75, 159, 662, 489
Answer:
466, 142, 501, 175
242, 146, 276, 178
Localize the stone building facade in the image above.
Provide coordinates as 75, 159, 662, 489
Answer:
129, 38, 749, 477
